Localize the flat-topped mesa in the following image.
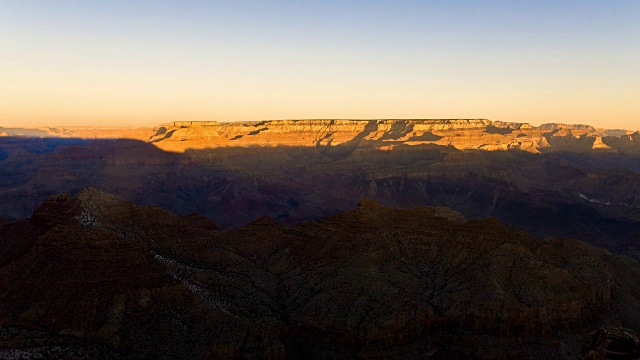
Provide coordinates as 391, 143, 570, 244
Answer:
170, 119, 494, 132
147, 119, 497, 152
3, 119, 638, 153
146, 119, 637, 153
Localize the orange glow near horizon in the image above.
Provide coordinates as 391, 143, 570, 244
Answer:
1, 1, 638, 130
2, 73, 638, 130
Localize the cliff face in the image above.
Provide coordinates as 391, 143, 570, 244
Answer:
152, 119, 619, 153
1, 190, 639, 359
125, 119, 639, 154
3, 119, 638, 154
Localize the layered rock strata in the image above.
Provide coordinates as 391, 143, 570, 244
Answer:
3, 119, 639, 153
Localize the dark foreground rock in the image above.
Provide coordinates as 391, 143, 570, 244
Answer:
581, 326, 640, 360
1, 189, 639, 359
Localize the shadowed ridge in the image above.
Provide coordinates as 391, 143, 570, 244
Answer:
246, 214, 279, 227
0, 190, 253, 359
30, 192, 77, 228
30, 188, 134, 229
356, 197, 383, 210
1, 190, 640, 358
2, 137, 639, 259
31, 188, 219, 243
76, 186, 126, 204
356, 197, 467, 224
181, 212, 218, 230
428, 206, 468, 224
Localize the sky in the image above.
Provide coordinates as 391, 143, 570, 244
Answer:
1, 0, 639, 129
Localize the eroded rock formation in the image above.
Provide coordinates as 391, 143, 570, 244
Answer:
3, 119, 639, 154
1, 190, 639, 358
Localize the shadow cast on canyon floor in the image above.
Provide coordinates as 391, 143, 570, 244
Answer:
0, 136, 639, 258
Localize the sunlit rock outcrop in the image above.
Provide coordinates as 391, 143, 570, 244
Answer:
3, 119, 637, 153
146, 119, 637, 153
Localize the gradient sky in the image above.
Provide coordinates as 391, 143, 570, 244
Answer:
1, 1, 639, 129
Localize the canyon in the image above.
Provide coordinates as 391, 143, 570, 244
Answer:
2, 119, 640, 358
1, 120, 639, 259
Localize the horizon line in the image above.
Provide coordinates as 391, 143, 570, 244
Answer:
1, 118, 637, 132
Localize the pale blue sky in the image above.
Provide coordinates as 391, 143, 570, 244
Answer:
1, 1, 638, 129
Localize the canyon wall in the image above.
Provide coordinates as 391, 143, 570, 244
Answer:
3, 119, 638, 153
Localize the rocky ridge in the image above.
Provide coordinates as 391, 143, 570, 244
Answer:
1, 189, 640, 359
